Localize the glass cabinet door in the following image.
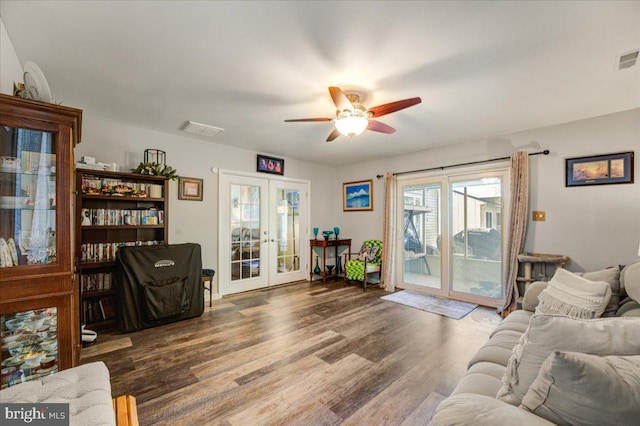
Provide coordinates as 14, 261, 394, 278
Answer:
0, 126, 57, 268
1, 307, 59, 389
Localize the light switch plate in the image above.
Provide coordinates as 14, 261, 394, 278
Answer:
532, 211, 546, 221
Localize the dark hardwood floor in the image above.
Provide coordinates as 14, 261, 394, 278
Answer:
81, 280, 501, 425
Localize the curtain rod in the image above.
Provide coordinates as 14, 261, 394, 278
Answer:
376, 149, 549, 179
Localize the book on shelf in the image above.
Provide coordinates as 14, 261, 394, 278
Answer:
98, 300, 106, 319
83, 300, 105, 323
81, 240, 162, 262
81, 272, 113, 292
99, 297, 116, 320
82, 208, 164, 226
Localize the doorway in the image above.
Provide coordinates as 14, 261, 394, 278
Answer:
218, 171, 309, 295
398, 168, 509, 307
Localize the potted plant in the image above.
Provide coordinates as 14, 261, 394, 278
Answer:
130, 162, 179, 180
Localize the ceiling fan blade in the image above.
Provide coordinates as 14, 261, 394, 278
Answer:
326, 128, 341, 142
284, 118, 332, 122
329, 87, 353, 112
368, 97, 422, 118
367, 120, 396, 134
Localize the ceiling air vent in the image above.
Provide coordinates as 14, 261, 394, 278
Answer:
616, 50, 639, 70
181, 121, 224, 138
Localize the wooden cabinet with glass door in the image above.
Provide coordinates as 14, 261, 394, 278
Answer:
0, 93, 82, 388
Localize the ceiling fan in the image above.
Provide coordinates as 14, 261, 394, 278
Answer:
284, 87, 422, 142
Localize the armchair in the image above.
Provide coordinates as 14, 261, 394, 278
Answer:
344, 240, 383, 291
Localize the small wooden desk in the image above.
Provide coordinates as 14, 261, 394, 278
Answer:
310, 238, 352, 284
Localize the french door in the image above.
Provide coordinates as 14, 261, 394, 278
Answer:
398, 169, 509, 307
218, 172, 309, 295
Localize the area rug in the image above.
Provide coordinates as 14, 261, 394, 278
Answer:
381, 290, 477, 319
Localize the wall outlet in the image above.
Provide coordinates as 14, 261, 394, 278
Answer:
532, 211, 546, 221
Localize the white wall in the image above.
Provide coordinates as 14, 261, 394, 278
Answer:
0, 16, 23, 95
522, 109, 640, 271
76, 114, 338, 271
336, 108, 640, 271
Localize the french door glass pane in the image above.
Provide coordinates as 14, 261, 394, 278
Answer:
275, 189, 300, 273
403, 184, 441, 289
451, 177, 503, 299
230, 184, 261, 281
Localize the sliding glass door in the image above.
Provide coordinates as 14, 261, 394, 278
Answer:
402, 180, 445, 293
450, 176, 504, 302
399, 169, 508, 307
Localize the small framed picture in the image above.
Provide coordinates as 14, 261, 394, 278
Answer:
178, 177, 203, 201
565, 151, 634, 187
343, 179, 373, 211
257, 154, 284, 175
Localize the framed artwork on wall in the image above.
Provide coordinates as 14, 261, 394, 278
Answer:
178, 177, 203, 201
565, 151, 634, 187
343, 179, 373, 211
257, 154, 284, 175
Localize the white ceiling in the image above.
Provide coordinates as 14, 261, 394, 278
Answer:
1, 1, 639, 166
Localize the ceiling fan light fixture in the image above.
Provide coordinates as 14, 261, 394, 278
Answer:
335, 115, 368, 138
284, 87, 419, 142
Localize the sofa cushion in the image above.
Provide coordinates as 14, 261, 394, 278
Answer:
622, 261, 640, 303
496, 314, 640, 406
468, 330, 522, 368
577, 266, 621, 317
490, 309, 533, 336
451, 362, 506, 397
535, 268, 611, 319
430, 394, 556, 426
0, 362, 115, 426
521, 351, 640, 426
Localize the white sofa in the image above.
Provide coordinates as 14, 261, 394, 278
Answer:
430, 262, 640, 425
0, 361, 115, 426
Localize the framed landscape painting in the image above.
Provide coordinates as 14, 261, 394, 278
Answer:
343, 179, 373, 211
565, 151, 634, 187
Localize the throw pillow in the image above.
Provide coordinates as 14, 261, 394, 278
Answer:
357, 245, 379, 263
365, 245, 379, 262
357, 245, 368, 261
577, 266, 621, 317
521, 351, 640, 426
535, 268, 611, 319
496, 314, 640, 406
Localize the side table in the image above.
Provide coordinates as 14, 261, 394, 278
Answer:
310, 238, 352, 284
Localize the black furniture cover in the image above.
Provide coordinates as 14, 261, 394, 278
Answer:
115, 243, 203, 332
